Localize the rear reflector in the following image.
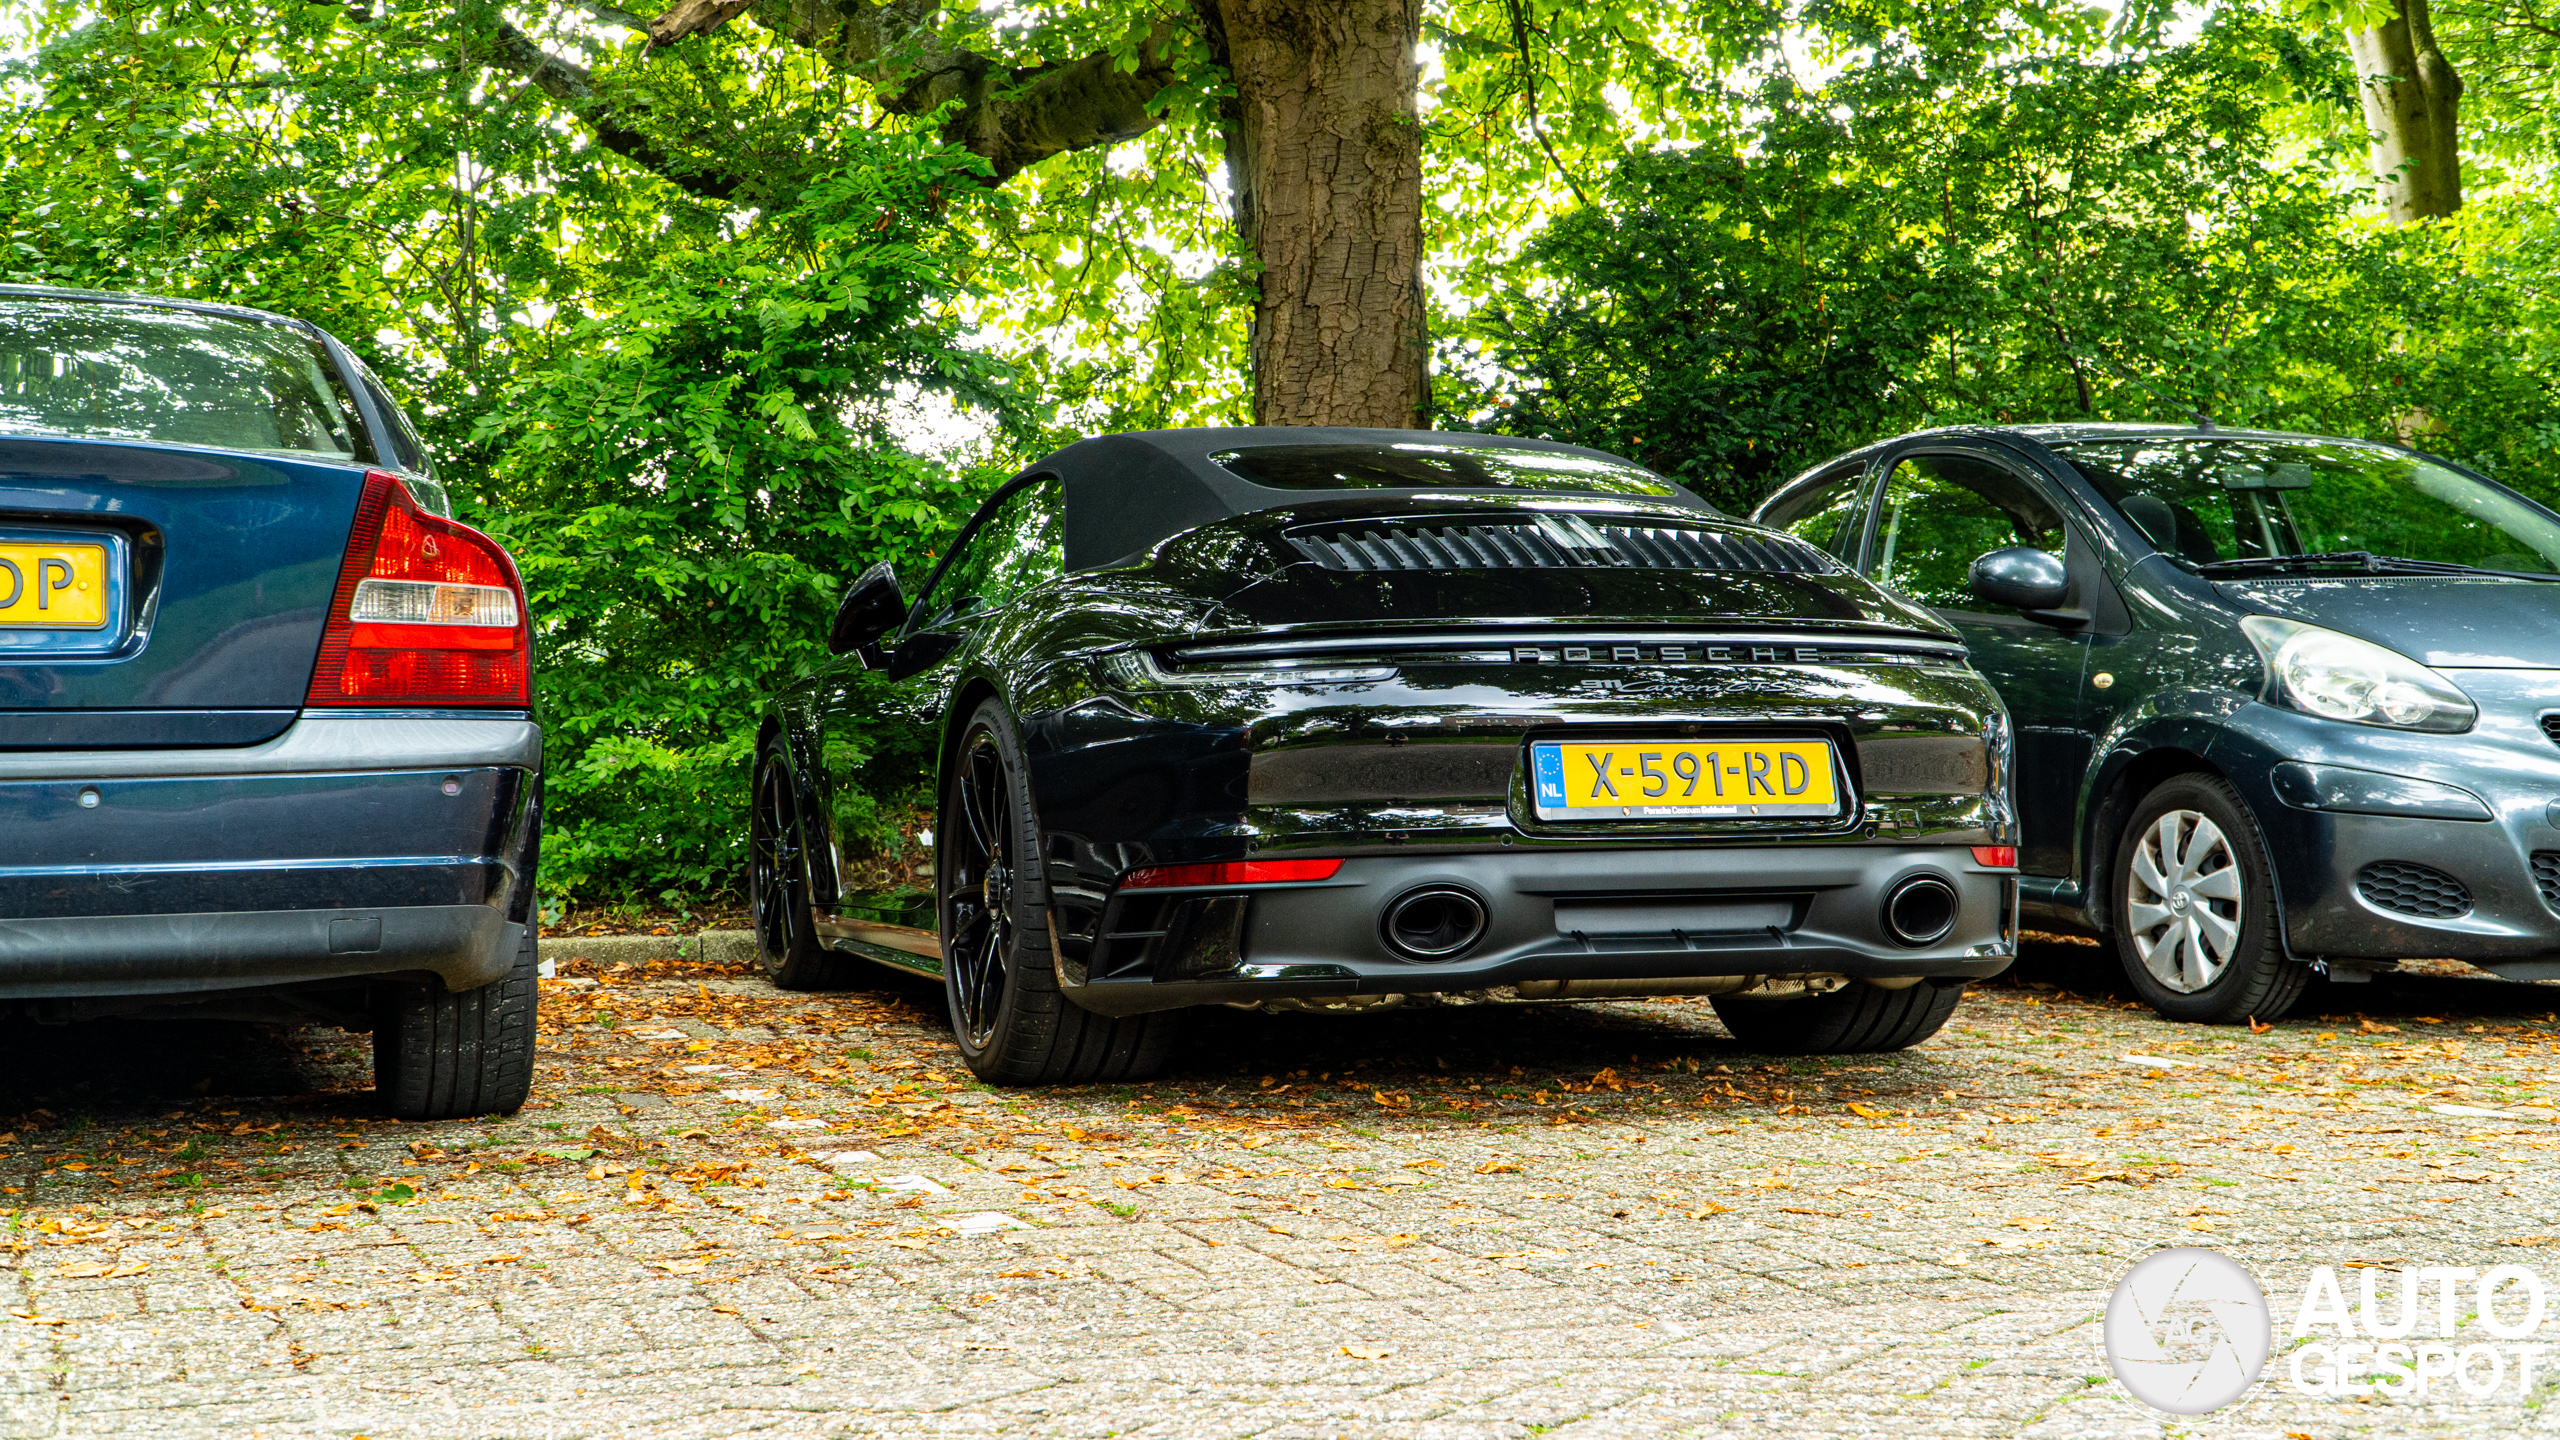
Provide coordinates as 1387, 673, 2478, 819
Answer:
1971, 845, 2018, 869
1120, 858, 1345, 890
306, 471, 532, 707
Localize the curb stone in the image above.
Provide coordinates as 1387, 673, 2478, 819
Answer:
538, 928, 758, 970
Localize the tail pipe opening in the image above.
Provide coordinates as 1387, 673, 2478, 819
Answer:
1380, 885, 1488, 960
1883, 875, 1959, 947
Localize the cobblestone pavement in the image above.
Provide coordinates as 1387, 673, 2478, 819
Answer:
3, 938, 2559, 1438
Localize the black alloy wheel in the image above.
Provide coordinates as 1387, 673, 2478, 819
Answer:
939, 698, 1180, 1085
750, 739, 861, 990
943, 724, 1016, 1049
2111, 772, 2304, 1024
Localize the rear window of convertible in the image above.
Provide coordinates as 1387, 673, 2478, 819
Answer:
1214, 442, 1686, 499
0, 297, 364, 459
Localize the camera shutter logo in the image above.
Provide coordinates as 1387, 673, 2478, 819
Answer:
2102, 1247, 2272, 1414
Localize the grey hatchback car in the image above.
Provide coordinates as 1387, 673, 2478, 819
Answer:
1756, 423, 2560, 1023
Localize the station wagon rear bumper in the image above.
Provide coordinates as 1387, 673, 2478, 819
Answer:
0, 713, 540, 1003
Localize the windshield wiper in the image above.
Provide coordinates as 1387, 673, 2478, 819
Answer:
2191, 551, 2560, 582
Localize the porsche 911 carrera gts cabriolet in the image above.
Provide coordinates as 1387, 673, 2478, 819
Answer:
753, 428, 2021, 1083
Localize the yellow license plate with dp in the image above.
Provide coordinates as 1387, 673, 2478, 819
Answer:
0, 541, 109, 629
1530, 738, 1842, 820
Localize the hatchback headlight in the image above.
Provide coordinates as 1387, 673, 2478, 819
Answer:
2240, 615, 2475, 733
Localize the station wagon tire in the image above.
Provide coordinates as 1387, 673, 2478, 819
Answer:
941, 699, 1180, 1086
750, 740, 867, 991
372, 920, 538, 1121
1708, 979, 1966, 1055
2111, 773, 2304, 1024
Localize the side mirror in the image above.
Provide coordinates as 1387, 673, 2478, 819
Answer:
828, 562, 907, 658
1968, 547, 2069, 612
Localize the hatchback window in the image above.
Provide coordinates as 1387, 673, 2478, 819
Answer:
1869, 453, 2065, 609
0, 298, 364, 459
1213, 442, 1686, 500
2060, 438, 2560, 574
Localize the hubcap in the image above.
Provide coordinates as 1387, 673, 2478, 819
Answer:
943, 731, 1015, 1050
2125, 808, 2245, 993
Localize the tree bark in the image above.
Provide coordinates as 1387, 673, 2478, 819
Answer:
2349, 0, 2464, 221
475, 0, 1432, 426
1200, 0, 1427, 428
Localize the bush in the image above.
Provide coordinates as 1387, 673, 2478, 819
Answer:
465, 152, 1021, 909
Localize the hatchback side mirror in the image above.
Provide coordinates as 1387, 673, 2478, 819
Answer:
1968, 546, 2069, 612
829, 562, 907, 658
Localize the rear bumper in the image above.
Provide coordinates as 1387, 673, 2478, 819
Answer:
0, 907, 522, 999
1059, 844, 2017, 1016
0, 713, 539, 999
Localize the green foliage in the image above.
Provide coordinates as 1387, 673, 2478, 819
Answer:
2, 2, 1023, 907
1449, 8, 2560, 513
1450, 142, 1929, 512
19, 0, 2560, 908
470, 154, 1019, 904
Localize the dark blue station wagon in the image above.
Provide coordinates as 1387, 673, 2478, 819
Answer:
0, 287, 540, 1120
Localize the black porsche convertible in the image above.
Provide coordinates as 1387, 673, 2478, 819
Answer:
753, 428, 2020, 1084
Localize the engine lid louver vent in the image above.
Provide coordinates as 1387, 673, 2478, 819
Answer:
1288, 514, 1834, 575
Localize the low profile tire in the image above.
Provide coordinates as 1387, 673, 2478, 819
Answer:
941, 698, 1179, 1086
373, 920, 538, 1121
750, 740, 867, 990
1709, 981, 1966, 1055
2111, 772, 2305, 1024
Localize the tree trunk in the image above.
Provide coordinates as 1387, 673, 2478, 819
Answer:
1201, 0, 1428, 429
2349, 0, 2464, 221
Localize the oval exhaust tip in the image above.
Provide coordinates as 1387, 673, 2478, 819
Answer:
1381, 885, 1488, 960
1883, 876, 1959, 947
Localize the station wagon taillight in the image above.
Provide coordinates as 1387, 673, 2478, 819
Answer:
306, 470, 531, 707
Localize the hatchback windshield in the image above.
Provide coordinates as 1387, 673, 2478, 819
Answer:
0, 297, 363, 459
2058, 437, 2560, 576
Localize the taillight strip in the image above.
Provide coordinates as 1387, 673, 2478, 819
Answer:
1120, 858, 1345, 890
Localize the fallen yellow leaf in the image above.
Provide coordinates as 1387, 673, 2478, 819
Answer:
1340, 1343, 1389, 1360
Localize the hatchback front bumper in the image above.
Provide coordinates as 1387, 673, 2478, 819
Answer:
2212, 681, 2560, 976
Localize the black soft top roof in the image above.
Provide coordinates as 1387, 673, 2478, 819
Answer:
1038, 427, 1708, 572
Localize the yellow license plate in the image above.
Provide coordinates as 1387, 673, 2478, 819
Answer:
0, 541, 109, 629
1530, 738, 1841, 820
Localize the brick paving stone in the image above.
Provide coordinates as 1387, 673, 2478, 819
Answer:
0, 940, 2556, 1434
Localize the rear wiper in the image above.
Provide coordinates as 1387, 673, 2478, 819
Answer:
2192, 551, 2560, 581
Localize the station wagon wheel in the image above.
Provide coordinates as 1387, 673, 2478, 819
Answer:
2111, 773, 2303, 1025
749, 739, 859, 990
938, 698, 1182, 1085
